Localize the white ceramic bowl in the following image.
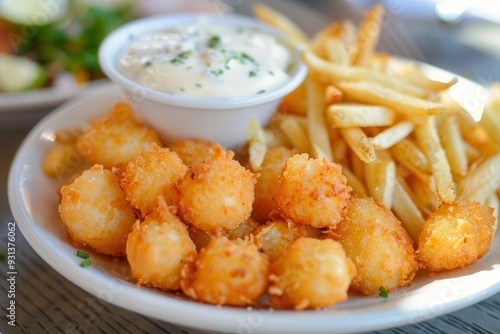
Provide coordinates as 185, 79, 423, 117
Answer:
99, 13, 307, 149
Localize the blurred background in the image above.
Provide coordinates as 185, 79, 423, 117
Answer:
0, 0, 499, 111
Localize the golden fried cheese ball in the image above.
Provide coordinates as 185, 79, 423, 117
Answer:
417, 200, 495, 272
175, 145, 257, 231
251, 146, 295, 221
181, 236, 269, 306
126, 197, 196, 291
59, 164, 136, 257
168, 139, 217, 167
76, 102, 162, 169
332, 198, 419, 295
120, 143, 187, 217
268, 237, 356, 310
273, 153, 352, 229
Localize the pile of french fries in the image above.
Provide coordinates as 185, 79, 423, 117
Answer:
250, 4, 500, 240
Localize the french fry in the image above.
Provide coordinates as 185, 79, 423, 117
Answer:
350, 4, 384, 66
485, 193, 499, 234
245, 117, 268, 171
390, 138, 430, 175
307, 78, 333, 161
341, 164, 368, 198
406, 174, 438, 218
437, 113, 468, 176
392, 178, 425, 242
279, 82, 308, 116
463, 140, 480, 163
479, 85, 500, 146
415, 116, 456, 204
457, 153, 500, 202
325, 37, 350, 66
372, 121, 414, 150
310, 23, 341, 58
280, 115, 311, 154
341, 127, 376, 163
264, 128, 290, 148
336, 81, 445, 116
252, 3, 309, 45
303, 50, 428, 98
331, 134, 350, 167
349, 148, 366, 183
324, 85, 343, 105
326, 103, 395, 128
387, 58, 458, 91
364, 152, 396, 209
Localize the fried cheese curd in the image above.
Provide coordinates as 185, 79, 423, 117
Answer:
181, 236, 269, 306
59, 164, 136, 257
254, 216, 322, 261
273, 153, 352, 229
126, 197, 196, 291
417, 200, 495, 272
175, 145, 257, 231
120, 143, 187, 217
331, 198, 419, 295
167, 139, 217, 167
76, 102, 162, 169
268, 237, 356, 310
251, 146, 296, 221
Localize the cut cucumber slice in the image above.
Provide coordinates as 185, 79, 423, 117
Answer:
0, 0, 69, 26
0, 53, 46, 92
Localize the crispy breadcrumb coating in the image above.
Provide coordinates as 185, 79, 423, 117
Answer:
181, 236, 269, 306
417, 200, 495, 272
332, 198, 419, 295
59, 164, 136, 257
126, 197, 196, 291
175, 145, 257, 231
273, 153, 352, 229
121, 143, 187, 217
268, 237, 356, 310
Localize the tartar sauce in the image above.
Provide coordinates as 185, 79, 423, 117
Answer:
119, 21, 292, 99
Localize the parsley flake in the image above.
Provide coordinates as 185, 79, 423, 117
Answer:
178, 50, 193, 59
143, 61, 152, 68
76, 250, 89, 259
257, 90, 266, 94
208, 35, 221, 49
170, 58, 184, 65
80, 258, 92, 268
195, 83, 202, 88
379, 286, 389, 298
249, 71, 257, 78
211, 69, 224, 77
180, 87, 185, 92
268, 70, 275, 76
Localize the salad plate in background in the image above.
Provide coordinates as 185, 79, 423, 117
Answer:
0, 0, 329, 112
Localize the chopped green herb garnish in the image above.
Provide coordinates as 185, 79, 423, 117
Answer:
170, 58, 184, 65
249, 71, 257, 77
195, 83, 202, 88
143, 61, 152, 68
180, 87, 185, 92
186, 66, 193, 70
285, 62, 294, 73
268, 70, 275, 76
178, 50, 193, 59
80, 258, 92, 268
208, 35, 221, 49
241, 52, 257, 64
211, 69, 224, 77
379, 286, 389, 298
76, 250, 89, 259
257, 90, 266, 94
206, 62, 211, 67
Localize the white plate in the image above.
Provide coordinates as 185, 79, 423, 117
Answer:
8, 80, 500, 333
0, 80, 111, 112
